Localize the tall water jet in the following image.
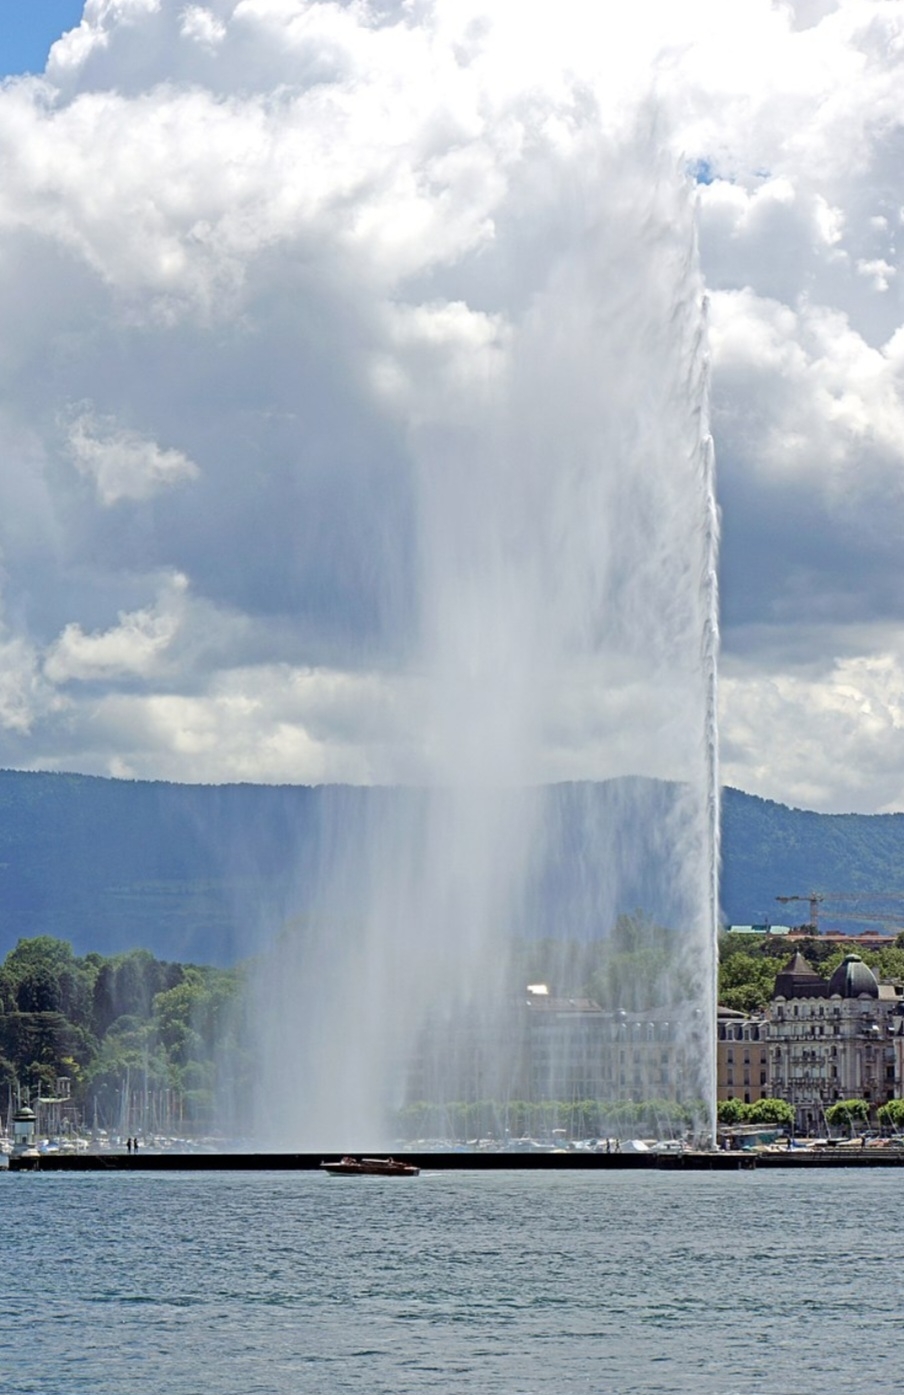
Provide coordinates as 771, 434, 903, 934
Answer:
252, 98, 719, 1146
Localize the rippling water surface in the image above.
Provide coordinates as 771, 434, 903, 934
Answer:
1, 1167, 899, 1394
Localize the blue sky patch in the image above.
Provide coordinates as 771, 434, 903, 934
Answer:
687, 158, 715, 186
0, 1, 85, 78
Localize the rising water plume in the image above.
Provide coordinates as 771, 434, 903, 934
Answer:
251, 120, 719, 1150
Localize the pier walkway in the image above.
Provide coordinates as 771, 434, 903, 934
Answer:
10, 1147, 904, 1173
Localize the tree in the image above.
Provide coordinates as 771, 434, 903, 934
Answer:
717, 1098, 748, 1124
0, 1009, 92, 1092
871, 946, 904, 981
0, 969, 17, 1014
4, 936, 79, 980
717, 951, 777, 1013
747, 1097, 794, 1127
877, 1099, 904, 1130
825, 1098, 869, 1134
586, 914, 680, 1013
16, 967, 62, 1014
3, 936, 97, 1025
0, 1053, 17, 1090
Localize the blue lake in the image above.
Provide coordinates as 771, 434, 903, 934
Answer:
0, 1167, 899, 1394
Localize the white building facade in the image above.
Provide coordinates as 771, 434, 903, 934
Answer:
767, 953, 904, 1134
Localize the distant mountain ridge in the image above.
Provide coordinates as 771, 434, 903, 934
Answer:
720, 785, 904, 935
1, 769, 902, 964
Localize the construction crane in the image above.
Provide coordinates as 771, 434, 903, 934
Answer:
775, 893, 824, 931
776, 891, 904, 937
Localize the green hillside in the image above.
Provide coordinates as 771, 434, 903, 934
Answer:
720, 787, 904, 934
1, 770, 903, 964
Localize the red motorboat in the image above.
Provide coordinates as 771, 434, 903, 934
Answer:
320, 1155, 419, 1177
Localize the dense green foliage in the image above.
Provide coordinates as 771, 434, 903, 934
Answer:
0, 936, 248, 1133
877, 1100, 904, 1127
825, 1099, 869, 1132
510, 912, 691, 1011
395, 1098, 700, 1141
717, 945, 784, 1013
716, 1097, 794, 1127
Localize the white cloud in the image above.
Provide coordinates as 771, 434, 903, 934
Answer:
35, 662, 423, 785
709, 289, 904, 493
0, 0, 903, 810
180, 5, 226, 47
43, 571, 189, 681
721, 639, 904, 813
66, 409, 200, 504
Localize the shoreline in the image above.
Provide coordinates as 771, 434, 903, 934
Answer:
9, 1147, 904, 1172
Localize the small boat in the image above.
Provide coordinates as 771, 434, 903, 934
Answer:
320, 1155, 419, 1177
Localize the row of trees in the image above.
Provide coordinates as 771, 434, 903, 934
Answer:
717, 1097, 904, 1134
823, 1098, 904, 1132
395, 1097, 703, 1141
0, 936, 249, 1132
716, 1097, 794, 1127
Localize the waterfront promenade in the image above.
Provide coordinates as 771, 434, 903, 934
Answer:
9, 1146, 904, 1172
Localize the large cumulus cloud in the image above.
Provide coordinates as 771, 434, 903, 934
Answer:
690, 1, 904, 810
0, 0, 903, 813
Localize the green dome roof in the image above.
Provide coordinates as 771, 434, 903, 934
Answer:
828, 954, 878, 999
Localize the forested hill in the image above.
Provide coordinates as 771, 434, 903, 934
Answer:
720, 786, 904, 927
2, 770, 904, 964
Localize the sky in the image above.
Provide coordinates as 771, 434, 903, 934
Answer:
0, 3, 87, 76
0, 0, 903, 815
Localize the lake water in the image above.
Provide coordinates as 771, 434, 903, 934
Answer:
0, 1167, 899, 1394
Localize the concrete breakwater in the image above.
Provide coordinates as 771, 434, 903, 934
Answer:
9, 1148, 904, 1173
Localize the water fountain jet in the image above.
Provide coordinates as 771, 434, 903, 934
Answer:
251, 121, 719, 1151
